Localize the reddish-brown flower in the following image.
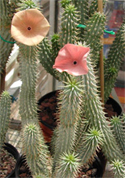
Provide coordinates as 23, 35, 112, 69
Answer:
11, 9, 50, 46
53, 44, 90, 76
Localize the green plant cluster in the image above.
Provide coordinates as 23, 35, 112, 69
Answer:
0, 0, 18, 74
38, 0, 125, 177
0, 0, 125, 178
0, 91, 11, 149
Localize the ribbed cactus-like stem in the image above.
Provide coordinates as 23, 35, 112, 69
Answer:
72, 0, 88, 24
61, 0, 71, 8
19, 44, 51, 176
111, 116, 125, 154
53, 78, 83, 173
51, 34, 60, 61
39, 38, 58, 79
104, 21, 125, 103
19, 45, 38, 125
0, 0, 17, 73
17, 0, 37, 10
82, 55, 124, 165
72, 0, 89, 42
83, 12, 105, 66
111, 160, 125, 178
56, 152, 80, 178
0, 91, 11, 149
59, 4, 80, 47
17, 1, 51, 176
75, 128, 103, 165
89, 0, 106, 17
22, 123, 50, 177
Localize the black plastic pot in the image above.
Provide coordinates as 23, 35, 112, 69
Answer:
38, 90, 58, 129
14, 155, 32, 178
81, 156, 103, 178
38, 90, 59, 143
3, 143, 20, 178
106, 97, 122, 116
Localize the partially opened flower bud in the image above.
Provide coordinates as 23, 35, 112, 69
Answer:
53, 43, 90, 76
11, 9, 50, 46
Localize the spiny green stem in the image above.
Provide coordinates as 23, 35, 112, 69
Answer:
59, 4, 80, 47
82, 55, 124, 162
53, 77, 83, 174
0, 0, 17, 73
22, 123, 50, 177
111, 116, 125, 154
0, 91, 11, 149
19, 45, 38, 125
104, 21, 125, 103
83, 12, 105, 66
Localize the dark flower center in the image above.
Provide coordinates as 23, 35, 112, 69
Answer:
73, 61, 77, 65
27, 27, 31, 30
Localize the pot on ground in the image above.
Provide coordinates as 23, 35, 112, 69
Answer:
0, 143, 20, 178
14, 155, 33, 178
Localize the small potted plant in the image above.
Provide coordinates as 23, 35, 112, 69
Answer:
0, 91, 20, 178
0, 1, 22, 177
37, 0, 125, 177
3, 0, 125, 177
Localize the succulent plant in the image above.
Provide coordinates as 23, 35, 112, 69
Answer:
38, 0, 125, 177
0, 91, 11, 149
0, 0, 18, 76
104, 21, 125, 102
111, 115, 125, 154
1, 0, 125, 177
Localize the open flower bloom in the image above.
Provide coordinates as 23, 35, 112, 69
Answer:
11, 9, 50, 46
53, 44, 90, 76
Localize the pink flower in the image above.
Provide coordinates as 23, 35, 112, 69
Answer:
53, 44, 90, 76
11, 9, 50, 46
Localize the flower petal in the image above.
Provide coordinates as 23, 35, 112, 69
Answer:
11, 9, 50, 46
53, 44, 90, 76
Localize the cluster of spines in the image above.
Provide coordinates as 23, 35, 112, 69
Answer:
19, 45, 38, 125
17, 0, 38, 11
88, 0, 106, 17
59, 4, 80, 47
17, 1, 50, 176
52, 75, 104, 177
22, 122, 50, 177
72, 0, 89, 42
111, 160, 125, 178
0, 0, 17, 74
104, 21, 125, 103
81, 53, 125, 176
83, 12, 106, 66
51, 34, 60, 61
0, 91, 11, 149
52, 77, 83, 176
19, 44, 50, 176
72, 0, 89, 24
75, 127, 103, 166
111, 115, 125, 154
55, 152, 80, 178
38, 37, 58, 79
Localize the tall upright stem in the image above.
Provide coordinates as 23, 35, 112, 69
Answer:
98, 0, 104, 103
0, 69, 6, 94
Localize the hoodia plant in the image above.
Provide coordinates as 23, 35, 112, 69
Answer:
1, 0, 124, 177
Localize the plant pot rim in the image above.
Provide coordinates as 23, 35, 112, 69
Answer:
2, 143, 20, 178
